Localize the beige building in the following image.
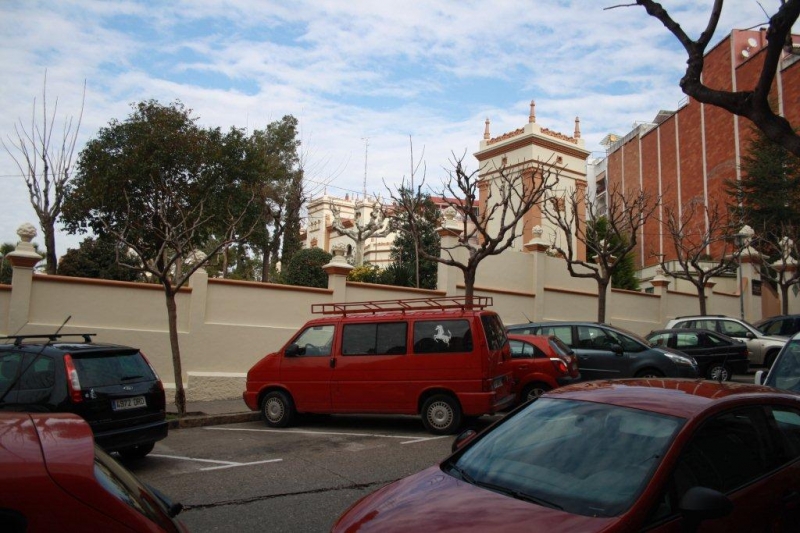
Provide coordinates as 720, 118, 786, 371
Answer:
475, 101, 591, 259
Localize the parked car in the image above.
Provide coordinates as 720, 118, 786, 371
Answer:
506, 322, 698, 380
506, 334, 580, 403
333, 380, 800, 532
665, 315, 786, 367
645, 328, 749, 381
0, 333, 167, 459
754, 314, 800, 338
244, 297, 514, 435
756, 331, 800, 393
0, 412, 186, 532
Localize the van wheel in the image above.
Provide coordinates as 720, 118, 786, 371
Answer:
635, 368, 664, 378
421, 395, 462, 435
522, 382, 551, 402
262, 391, 296, 428
118, 442, 155, 460
707, 364, 731, 382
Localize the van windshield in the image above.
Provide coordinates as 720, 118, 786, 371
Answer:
766, 339, 800, 392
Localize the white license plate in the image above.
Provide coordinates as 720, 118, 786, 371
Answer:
113, 396, 146, 411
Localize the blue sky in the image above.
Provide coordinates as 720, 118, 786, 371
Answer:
0, 0, 780, 256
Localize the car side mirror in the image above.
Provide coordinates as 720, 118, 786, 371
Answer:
610, 343, 624, 355
754, 370, 765, 385
678, 486, 733, 531
451, 429, 478, 453
285, 344, 300, 357
746, 332, 756, 339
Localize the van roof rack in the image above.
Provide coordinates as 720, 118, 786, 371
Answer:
312, 296, 493, 316
1, 333, 97, 346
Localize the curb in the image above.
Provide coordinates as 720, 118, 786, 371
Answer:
167, 411, 260, 429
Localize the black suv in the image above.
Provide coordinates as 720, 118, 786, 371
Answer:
506, 322, 698, 380
0, 334, 167, 459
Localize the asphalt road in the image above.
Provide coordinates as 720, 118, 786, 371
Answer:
127, 414, 501, 532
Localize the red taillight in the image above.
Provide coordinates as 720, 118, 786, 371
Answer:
139, 351, 164, 391
550, 358, 569, 375
63, 354, 83, 403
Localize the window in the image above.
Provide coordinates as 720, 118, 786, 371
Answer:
762, 319, 784, 336
577, 326, 613, 349
414, 320, 472, 354
342, 323, 407, 355
290, 325, 335, 357
705, 332, 727, 347
766, 340, 800, 392
481, 315, 507, 351
73, 351, 155, 387
0, 352, 55, 403
648, 333, 670, 347
675, 332, 700, 349
673, 408, 771, 496
510, 340, 546, 359
768, 406, 800, 464
539, 326, 573, 346
719, 320, 749, 338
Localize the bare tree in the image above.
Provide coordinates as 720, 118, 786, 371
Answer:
2, 74, 85, 273
756, 224, 800, 314
615, 0, 800, 156
544, 183, 658, 322
390, 153, 560, 305
657, 200, 742, 314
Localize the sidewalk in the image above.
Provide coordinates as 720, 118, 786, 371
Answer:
165, 397, 259, 429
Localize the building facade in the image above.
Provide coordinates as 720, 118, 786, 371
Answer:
597, 29, 800, 291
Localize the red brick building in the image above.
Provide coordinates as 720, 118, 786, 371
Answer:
598, 29, 800, 275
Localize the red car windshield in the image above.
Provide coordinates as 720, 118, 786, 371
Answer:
445, 398, 684, 517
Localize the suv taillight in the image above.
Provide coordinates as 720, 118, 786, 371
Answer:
63, 354, 83, 403
139, 351, 164, 391
549, 358, 569, 375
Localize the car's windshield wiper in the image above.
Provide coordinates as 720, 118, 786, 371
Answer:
120, 375, 144, 381
446, 463, 477, 484
473, 479, 564, 511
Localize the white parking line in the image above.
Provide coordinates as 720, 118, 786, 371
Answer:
204, 426, 449, 445
150, 453, 283, 471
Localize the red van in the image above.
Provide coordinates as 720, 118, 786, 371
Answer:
243, 297, 514, 434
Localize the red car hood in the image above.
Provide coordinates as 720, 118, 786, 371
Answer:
333, 466, 619, 532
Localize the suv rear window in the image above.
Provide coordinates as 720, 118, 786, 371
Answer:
72, 351, 156, 387
342, 323, 407, 355
414, 320, 473, 354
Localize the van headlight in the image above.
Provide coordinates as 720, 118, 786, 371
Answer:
664, 352, 696, 367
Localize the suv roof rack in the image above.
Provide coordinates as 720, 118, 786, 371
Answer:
312, 296, 493, 316
1, 333, 97, 346
675, 314, 727, 319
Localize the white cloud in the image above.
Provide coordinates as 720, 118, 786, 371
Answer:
0, 0, 787, 257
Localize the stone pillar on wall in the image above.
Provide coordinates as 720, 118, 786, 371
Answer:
323, 243, 353, 301
524, 225, 550, 320
739, 246, 763, 323
650, 268, 671, 325
436, 207, 464, 296
5, 223, 43, 333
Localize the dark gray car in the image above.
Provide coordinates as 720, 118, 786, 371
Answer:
506, 322, 698, 380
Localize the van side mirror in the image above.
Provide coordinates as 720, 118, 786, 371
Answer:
285, 344, 300, 357
678, 487, 733, 531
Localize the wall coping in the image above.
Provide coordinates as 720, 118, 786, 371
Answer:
0, 285, 10, 291
33, 274, 191, 292
456, 284, 535, 298
348, 281, 446, 296
208, 277, 332, 294
544, 286, 595, 297
611, 288, 660, 299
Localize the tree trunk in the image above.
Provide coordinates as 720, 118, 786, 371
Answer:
597, 279, 609, 323
43, 223, 57, 275
163, 285, 187, 416
463, 268, 476, 308
697, 283, 708, 315
781, 284, 790, 315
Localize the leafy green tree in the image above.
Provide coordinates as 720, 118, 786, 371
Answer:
57, 236, 141, 281
727, 128, 800, 236
61, 100, 256, 415
283, 247, 332, 288
347, 263, 382, 284
586, 217, 639, 291
390, 190, 440, 290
